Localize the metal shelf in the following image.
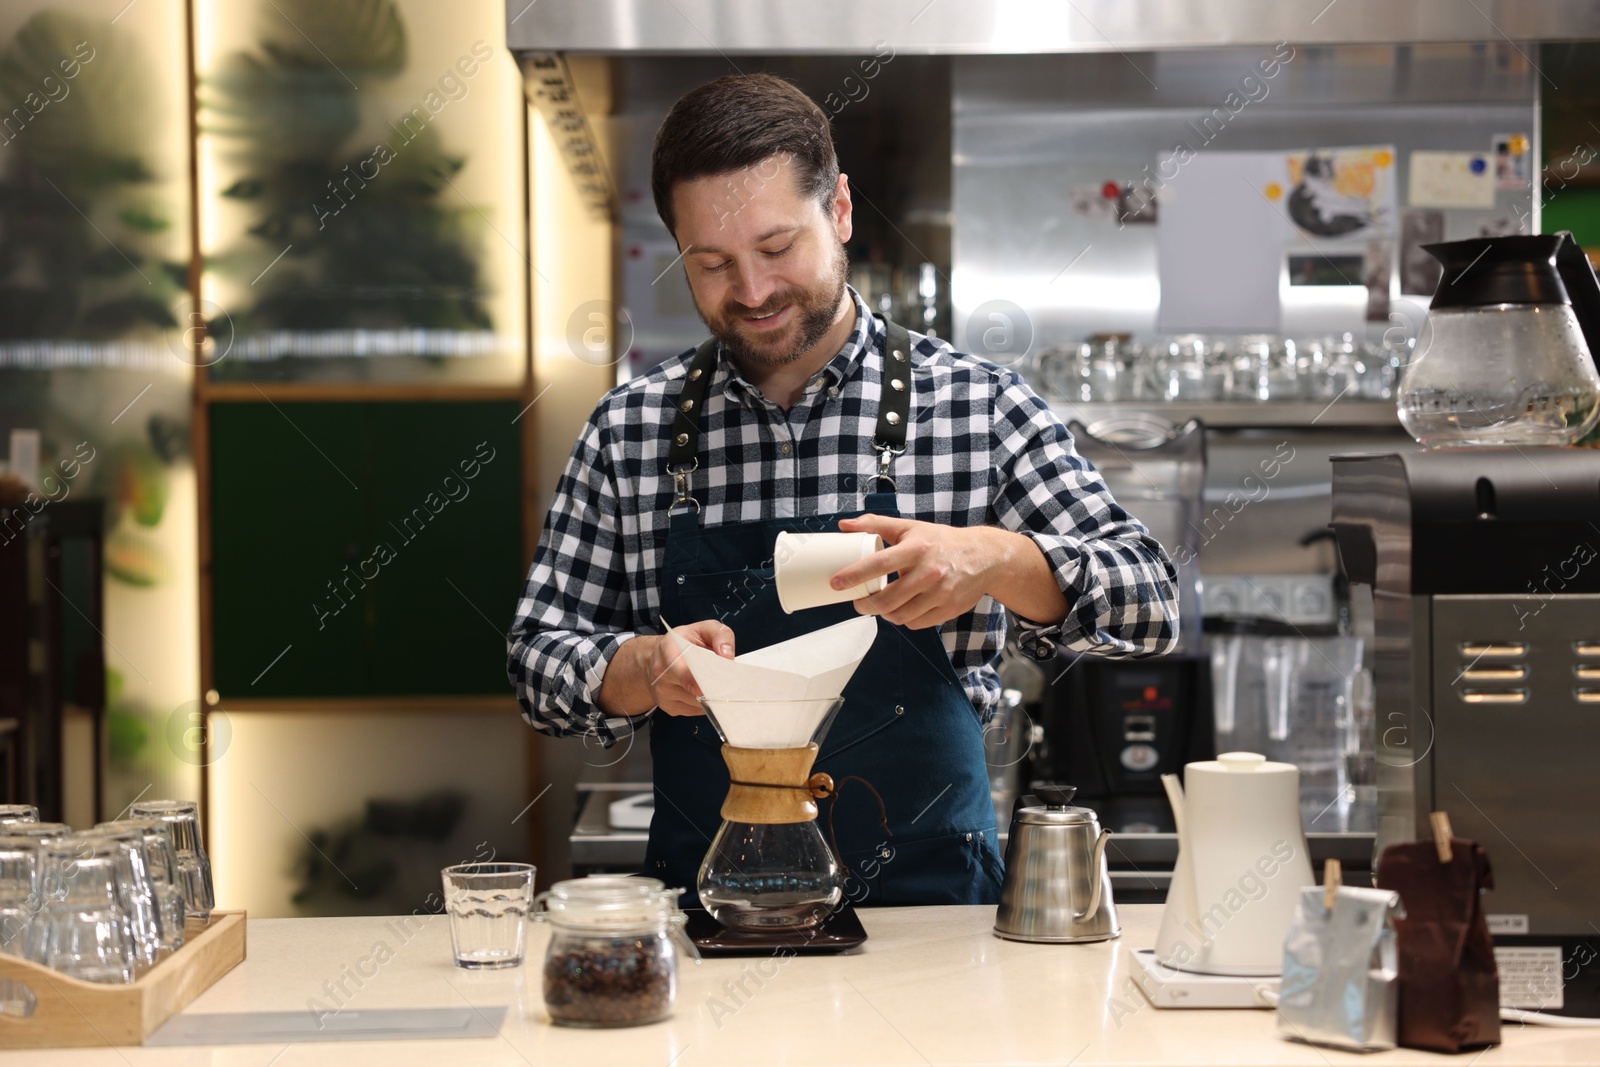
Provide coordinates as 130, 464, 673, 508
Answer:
1048, 400, 1403, 430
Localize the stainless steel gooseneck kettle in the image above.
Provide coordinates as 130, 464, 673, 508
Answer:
994, 785, 1119, 943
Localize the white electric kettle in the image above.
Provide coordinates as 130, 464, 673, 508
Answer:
1155, 752, 1313, 976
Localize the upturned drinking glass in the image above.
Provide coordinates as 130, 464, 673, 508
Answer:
97, 819, 185, 952
81, 826, 165, 968
0, 834, 42, 955
1224, 336, 1263, 400
129, 800, 213, 923
1157, 335, 1210, 401
0, 805, 39, 826
26, 836, 135, 983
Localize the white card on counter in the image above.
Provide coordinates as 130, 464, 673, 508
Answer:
1496, 947, 1564, 1011
146, 1007, 507, 1045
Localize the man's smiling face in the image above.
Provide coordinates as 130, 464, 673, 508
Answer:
671, 156, 852, 372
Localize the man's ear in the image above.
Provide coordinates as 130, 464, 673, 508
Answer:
832, 172, 853, 243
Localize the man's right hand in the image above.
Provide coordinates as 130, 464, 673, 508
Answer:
596, 620, 736, 719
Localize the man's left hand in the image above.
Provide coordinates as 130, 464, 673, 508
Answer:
834, 514, 1013, 631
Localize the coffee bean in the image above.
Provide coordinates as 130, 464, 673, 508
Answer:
543, 935, 675, 1026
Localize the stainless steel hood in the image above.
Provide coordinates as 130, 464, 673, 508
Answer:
507, 0, 1600, 55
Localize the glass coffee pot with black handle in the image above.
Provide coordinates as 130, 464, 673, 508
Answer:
1396, 231, 1600, 447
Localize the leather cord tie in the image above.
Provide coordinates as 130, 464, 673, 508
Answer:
727, 773, 836, 799
826, 774, 893, 882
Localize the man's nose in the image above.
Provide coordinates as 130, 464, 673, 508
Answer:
728, 261, 778, 309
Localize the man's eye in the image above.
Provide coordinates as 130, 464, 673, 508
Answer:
763, 244, 794, 258
702, 261, 731, 274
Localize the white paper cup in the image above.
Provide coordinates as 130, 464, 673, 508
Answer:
774, 531, 886, 613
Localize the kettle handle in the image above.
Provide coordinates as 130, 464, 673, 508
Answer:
1556, 231, 1600, 377
1162, 773, 1203, 931
1075, 828, 1113, 923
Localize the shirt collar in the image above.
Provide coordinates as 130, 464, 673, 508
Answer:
717, 285, 879, 403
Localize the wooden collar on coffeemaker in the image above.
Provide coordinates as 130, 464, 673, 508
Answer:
720, 744, 834, 824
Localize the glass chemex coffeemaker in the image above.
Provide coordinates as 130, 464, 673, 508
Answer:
667, 615, 878, 936
1332, 231, 1600, 1018
695, 696, 846, 930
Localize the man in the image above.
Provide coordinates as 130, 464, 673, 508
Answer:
508, 73, 1178, 904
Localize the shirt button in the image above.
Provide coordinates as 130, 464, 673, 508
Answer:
780, 442, 792, 456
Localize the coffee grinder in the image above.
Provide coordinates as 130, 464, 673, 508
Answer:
1331, 232, 1600, 1017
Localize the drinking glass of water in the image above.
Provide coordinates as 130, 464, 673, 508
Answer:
442, 862, 535, 969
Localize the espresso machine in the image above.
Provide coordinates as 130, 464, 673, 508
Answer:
1332, 232, 1600, 1018
1035, 418, 1213, 834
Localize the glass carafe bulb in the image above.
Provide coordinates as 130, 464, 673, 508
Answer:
1397, 305, 1600, 447
696, 820, 843, 931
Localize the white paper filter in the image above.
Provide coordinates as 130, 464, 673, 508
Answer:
670, 615, 879, 747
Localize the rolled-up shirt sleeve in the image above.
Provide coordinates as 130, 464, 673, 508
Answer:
507, 413, 647, 746
989, 370, 1180, 659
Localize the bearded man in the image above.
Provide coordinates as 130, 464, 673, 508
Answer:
509, 73, 1178, 903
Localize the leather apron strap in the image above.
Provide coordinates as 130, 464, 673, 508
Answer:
665, 316, 913, 507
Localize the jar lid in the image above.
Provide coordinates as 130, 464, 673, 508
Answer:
538, 875, 680, 927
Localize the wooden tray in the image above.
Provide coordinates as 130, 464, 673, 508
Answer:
0, 910, 246, 1048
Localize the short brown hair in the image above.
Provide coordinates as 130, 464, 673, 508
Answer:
650, 73, 838, 237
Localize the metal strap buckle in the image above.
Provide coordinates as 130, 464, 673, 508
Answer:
665, 459, 700, 513
872, 442, 904, 493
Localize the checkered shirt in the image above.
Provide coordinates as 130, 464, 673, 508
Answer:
507, 287, 1179, 744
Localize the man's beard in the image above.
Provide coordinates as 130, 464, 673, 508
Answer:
696, 240, 849, 370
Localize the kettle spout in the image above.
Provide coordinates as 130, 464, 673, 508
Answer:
1075, 828, 1112, 922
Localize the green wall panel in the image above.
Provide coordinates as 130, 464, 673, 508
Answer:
210, 400, 522, 697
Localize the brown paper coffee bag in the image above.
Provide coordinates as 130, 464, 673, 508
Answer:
1375, 838, 1501, 1053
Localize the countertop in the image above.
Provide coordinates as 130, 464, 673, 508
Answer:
7, 905, 1595, 1065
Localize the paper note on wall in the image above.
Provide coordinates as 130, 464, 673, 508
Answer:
1493, 133, 1531, 191
1157, 152, 1291, 333
1408, 151, 1495, 209
1157, 146, 1394, 334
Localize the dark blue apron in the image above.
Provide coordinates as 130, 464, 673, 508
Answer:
643, 317, 1004, 906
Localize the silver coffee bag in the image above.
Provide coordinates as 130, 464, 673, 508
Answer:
1277, 885, 1403, 1053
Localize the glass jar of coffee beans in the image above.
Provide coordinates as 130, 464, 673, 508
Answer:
535, 876, 699, 1027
